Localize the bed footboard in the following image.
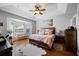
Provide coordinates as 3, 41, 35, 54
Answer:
29, 39, 53, 50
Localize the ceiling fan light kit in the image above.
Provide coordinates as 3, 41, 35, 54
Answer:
29, 3, 47, 15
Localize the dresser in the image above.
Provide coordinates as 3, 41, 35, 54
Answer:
65, 29, 77, 54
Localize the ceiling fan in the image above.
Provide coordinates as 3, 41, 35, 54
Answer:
29, 4, 46, 15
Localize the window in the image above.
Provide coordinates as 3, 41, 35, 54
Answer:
7, 18, 32, 37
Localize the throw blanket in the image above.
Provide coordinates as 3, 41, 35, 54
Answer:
44, 35, 55, 48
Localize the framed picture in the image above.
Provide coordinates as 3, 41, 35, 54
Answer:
48, 19, 53, 26
50, 19, 53, 26
0, 22, 3, 26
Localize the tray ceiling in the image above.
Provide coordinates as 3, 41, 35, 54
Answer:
0, 3, 77, 21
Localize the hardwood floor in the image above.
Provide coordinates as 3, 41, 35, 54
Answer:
13, 38, 76, 56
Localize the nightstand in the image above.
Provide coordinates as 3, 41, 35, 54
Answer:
54, 35, 65, 43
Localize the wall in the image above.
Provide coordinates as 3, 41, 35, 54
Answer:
36, 19, 53, 30
0, 10, 36, 36
0, 12, 7, 35
36, 14, 73, 35
36, 3, 77, 35
53, 14, 70, 34
77, 4, 79, 53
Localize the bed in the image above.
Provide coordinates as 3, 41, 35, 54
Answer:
29, 27, 56, 49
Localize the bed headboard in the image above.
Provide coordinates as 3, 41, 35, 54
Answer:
43, 27, 56, 35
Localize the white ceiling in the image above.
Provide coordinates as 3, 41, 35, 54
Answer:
0, 3, 77, 21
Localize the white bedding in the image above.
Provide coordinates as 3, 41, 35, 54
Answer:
29, 34, 55, 42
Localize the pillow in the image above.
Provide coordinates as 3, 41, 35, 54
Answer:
44, 29, 53, 35
37, 29, 45, 35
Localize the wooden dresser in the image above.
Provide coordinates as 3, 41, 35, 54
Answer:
65, 29, 77, 54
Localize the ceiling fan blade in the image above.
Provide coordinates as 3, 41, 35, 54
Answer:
34, 13, 37, 15
40, 9, 46, 11
34, 12, 43, 15
29, 10, 35, 12
39, 12, 43, 15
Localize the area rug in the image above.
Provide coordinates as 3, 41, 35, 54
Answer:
12, 44, 46, 56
